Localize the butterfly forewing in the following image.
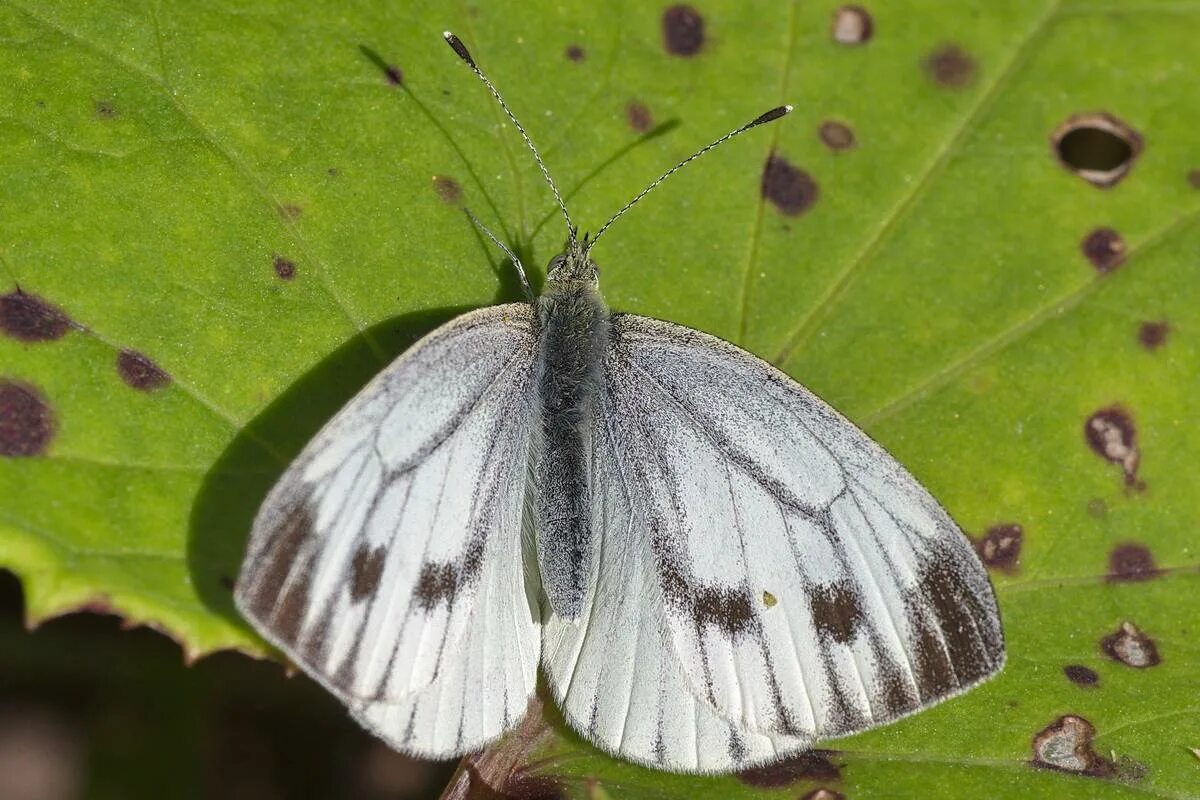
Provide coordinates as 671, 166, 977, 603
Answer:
235, 304, 541, 739
544, 313, 1003, 771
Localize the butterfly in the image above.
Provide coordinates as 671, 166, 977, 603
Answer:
235, 32, 1005, 773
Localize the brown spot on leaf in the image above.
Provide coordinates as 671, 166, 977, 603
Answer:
975, 523, 1022, 573
802, 790, 845, 800
0, 379, 55, 457
811, 581, 864, 643
0, 291, 72, 342
1188, 169, 1200, 189
564, 44, 585, 62
662, 5, 705, 57
761, 153, 819, 216
384, 64, 403, 86
818, 120, 856, 151
432, 175, 462, 205
1031, 715, 1113, 777
831, 6, 873, 45
1084, 406, 1141, 487
273, 254, 297, 280
924, 45, 976, 88
1137, 321, 1169, 351
278, 203, 303, 221
350, 545, 386, 603
1063, 664, 1099, 687
626, 101, 653, 133
1052, 113, 1143, 188
94, 99, 117, 119
1086, 498, 1108, 518
737, 750, 841, 788
1101, 620, 1160, 668
1081, 227, 1125, 273
1107, 543, 1160, 583
117, 349, 170, 392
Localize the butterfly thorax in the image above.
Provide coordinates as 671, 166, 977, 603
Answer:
531, 249, 609, 621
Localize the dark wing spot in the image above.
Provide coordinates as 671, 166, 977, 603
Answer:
1100, 621, 1160, 668
239, 502, 317, 645
1081, 227, 1126, 273
909, 551, 1000, 693
831, 5, 873, 45
1063, 664, 1099, 686
0, 379, 55, 457
626, 101, 654, 133
818, 120, 856, 151
761, 153, 819, 216
564, 44, 585, 62
693, 584, 755, 638
1137, 321, 1169, 351
811, 581, 864, 643
117, 349, 170, 392
924, 45, 976, 88
727, 728, 748, 765
415, 561, 460, 611
738, 751, 841, 787
975, 523, 1022, 572
273, 254, 297, 280
432, 175, 462, 204
1107, 542, 1160, 583
0, 291, 72, 342
1084, 406, 1141, 487
1030, 715, 1114, 777
350, 544, 386, 603
1052, 113, 1143, 189
662, 5, 705, 57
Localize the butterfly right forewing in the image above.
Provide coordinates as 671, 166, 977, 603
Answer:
236, 304, 542, 755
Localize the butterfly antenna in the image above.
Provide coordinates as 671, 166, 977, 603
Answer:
588, 105, 793, 250
464, 207, 536, 303
444, 32, 575, 242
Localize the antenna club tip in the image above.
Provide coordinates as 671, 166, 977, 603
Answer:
750, 105, 793, 127
783, 104, 794, 113
443, 31, 476, 66
442, 30, 453, 39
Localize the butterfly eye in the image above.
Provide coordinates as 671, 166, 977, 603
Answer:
547, 255, 567, 274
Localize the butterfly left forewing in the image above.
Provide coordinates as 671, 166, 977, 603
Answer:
595, 313, 1004, 742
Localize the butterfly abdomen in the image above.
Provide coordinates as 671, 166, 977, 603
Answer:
532, 281, 609, 620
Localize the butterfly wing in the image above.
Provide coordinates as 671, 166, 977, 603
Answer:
236, 304, 541, 755
544, 313, 1003, 772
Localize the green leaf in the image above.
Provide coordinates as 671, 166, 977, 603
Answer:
1, 1, 1197, 798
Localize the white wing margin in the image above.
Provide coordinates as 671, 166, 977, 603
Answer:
544, 314, 1003, 772
236, 304, 541, 756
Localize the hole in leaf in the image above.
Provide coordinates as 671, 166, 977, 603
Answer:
1052, 113, 1142, 188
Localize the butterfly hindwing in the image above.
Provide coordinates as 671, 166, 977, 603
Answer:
235, 304, 541, 754
544, 313, 1004, 770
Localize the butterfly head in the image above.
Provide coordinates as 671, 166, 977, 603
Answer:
545, 232, 599, 289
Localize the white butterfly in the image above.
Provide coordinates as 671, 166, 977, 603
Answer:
235, 32, 1004, 773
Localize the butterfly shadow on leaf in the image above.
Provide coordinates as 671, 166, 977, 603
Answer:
187, 273, 529, 635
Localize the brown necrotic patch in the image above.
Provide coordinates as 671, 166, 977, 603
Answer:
415, 561, 459, 611
626, 101, 654, 133
1137, 321, 1169, 351
831, 5, 873, 45
278, 203, 303, 221
432, 175, 462, 204
1107, 542, 1160, 583
94, 99, 117, 119
1031, 715, 1113, 777
1052, 113, 1142, 188
0, 291, 72, 342
117, 349, 170, 392
737, 750, 841, 788
564, 44, 585, 62
975, 523, 1022, 573
384, 64, 403, 86
662, 5, 705, 57
1189, 169, 1200, 189
761, 153, 819, 216
802, 790, 845, 800
273, 254, 297, 280
350, 544, 386, 603
1084, 406, 1140, 487
818, 120, 856, 151
811, 581, 864, 643
1081, 227, 1125, 273
924, 45, 976, 88
0, 379, 55, 457
1063, 664, 1099, 687
1101, 620, 1160, 668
